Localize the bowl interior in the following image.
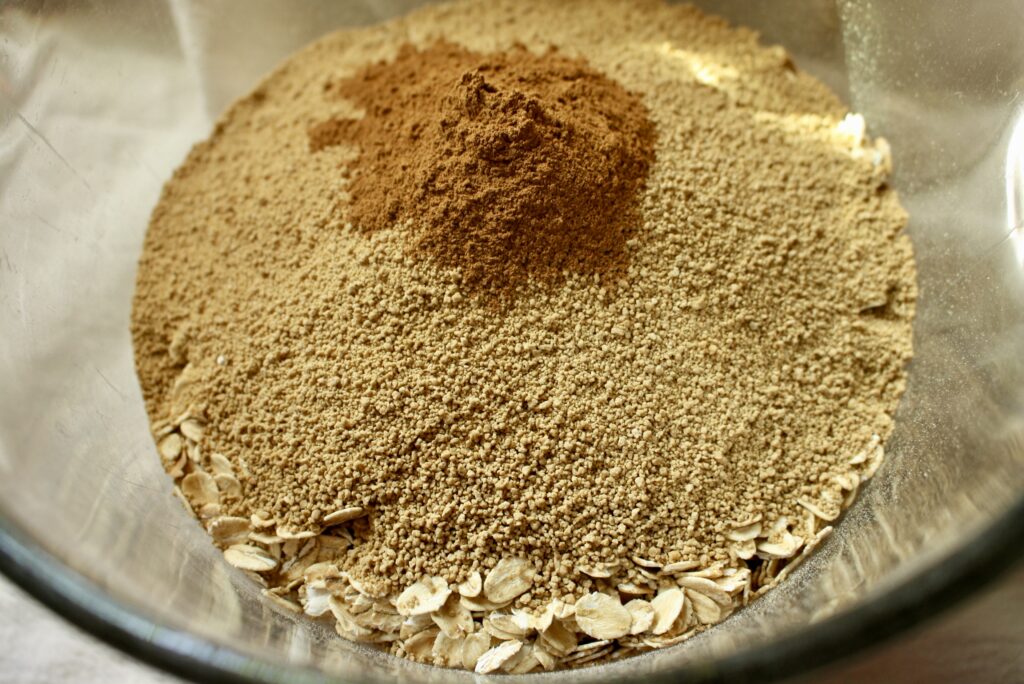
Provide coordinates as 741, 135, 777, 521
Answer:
1, 1, 1023, 682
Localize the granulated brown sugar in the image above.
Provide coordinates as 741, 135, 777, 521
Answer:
308, 41, 655, 290
131, 0, 916, 671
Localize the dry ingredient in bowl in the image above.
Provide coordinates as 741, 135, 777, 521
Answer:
131, 0, 916, 674
309, 41, 655, 291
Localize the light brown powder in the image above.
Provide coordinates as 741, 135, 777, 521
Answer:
132, 0, 915, 614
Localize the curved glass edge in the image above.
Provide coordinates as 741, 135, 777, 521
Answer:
0, 498, 1022, 684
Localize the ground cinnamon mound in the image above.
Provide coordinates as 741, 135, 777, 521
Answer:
309, 42, 655, 289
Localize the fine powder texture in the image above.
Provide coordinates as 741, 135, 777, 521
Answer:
131, 0, 916, 662
309, 41, 655, 290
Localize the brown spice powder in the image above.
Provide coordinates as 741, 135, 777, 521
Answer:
309, 41, 655, 290
131, 0, 915, 608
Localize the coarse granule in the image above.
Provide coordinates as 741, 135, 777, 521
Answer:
131, 0, 916, 668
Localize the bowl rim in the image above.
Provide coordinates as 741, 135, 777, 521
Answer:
0, 496, 1022, 683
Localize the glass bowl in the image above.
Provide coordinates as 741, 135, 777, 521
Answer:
1, 0, 1023, 682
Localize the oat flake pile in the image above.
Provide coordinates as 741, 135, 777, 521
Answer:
132, 0, 916, 673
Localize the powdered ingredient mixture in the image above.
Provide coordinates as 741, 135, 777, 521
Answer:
132, 0, 915, 672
